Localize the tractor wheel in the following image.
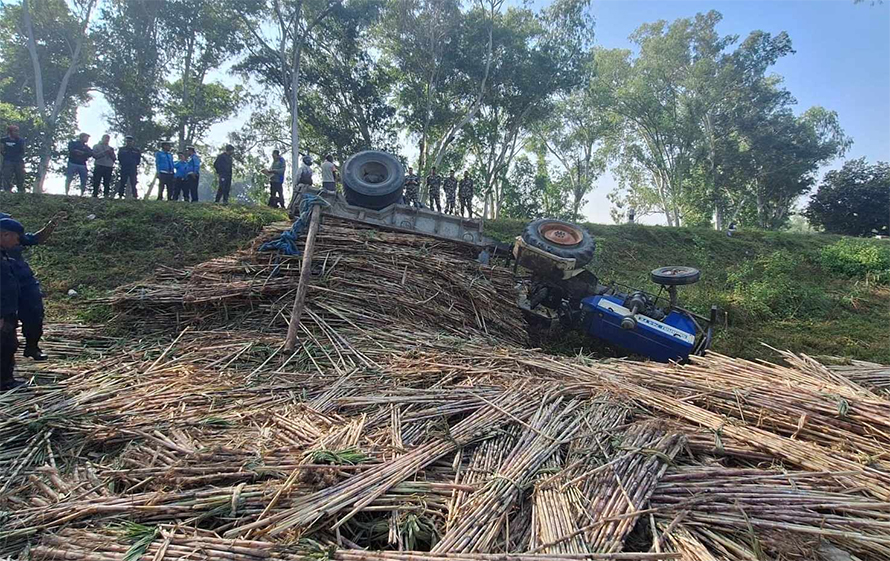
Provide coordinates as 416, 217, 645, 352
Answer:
342, 150, 405, 210
650, 266, 701, 286
521, 218, 596, 267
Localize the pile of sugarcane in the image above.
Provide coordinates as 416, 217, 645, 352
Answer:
3, 218, 890, 560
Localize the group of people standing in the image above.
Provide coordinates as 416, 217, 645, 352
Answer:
403, 167, 474, 217
64, 132, 205, 201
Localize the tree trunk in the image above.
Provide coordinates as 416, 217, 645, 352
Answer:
290, 40, 303, 200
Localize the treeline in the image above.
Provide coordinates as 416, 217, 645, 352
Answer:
0, 0, 859, 229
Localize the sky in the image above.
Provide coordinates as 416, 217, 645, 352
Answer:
57, 0, 890, 225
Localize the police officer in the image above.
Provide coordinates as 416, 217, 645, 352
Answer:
117, 135, 142, 199
443, 170, 458, 214
404, 167, 420, 207
458, 173, 474, 218
155, 141, 176, 200
185, 146, 201, 202
1, 218, 23, 391
1, 125, 26, 193
426, 167, 442, 213
173, 151, 189, 201
0, 211, 65, 362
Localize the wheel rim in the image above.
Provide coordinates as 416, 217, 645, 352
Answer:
657, 267, 695, 277
539, 222, 583, 246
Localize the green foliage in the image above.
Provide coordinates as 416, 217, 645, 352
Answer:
117, 522, 159, 561
310, 448, 370, 465
805, 158, 890, 237
726, 251, 830, 320
819, 238, 890, 283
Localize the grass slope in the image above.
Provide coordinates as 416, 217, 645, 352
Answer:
0, 193, 285, 320
2, 193, 886, 363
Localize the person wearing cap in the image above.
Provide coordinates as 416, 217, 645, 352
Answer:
155, 140, 176, 201
91, 134, 116, 198
65, 132, 93, 195
185, 146, 201, 202
213, 144, 235, 204
0, 211, 66, 363
0, 218, 24, 391
264, 149, 286, 208
1, 124, 26, 192
117, 135, 142, 199
173, 151, 189, 201
288, 154, 314, 217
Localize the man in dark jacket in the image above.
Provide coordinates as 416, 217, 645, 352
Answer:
264, 150, 286, 208
213, 145, 235, 204
0, 211, 65, 362
1, 124, 26, 192
65, 133, 92, 195
117, 136, 142, 199
1, 218, 24, 391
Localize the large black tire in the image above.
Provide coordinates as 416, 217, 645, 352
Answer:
521, 218, 596, 267
342, 150, 405, 210
650, 266, 701, 286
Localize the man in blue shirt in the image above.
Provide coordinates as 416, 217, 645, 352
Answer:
117, 135, 142, 199
155, 140, 175, 201
65, 133, 92, 195
0, 211, 65, 363
173, 151, 189, 201
1, 125, 26, 192
264, 149, 286, 208
185, 146, 201, 202
1, 219, 23, 391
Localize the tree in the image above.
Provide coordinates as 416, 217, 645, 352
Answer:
3, 0, 96, 191
805, 158, 889, 237
229, 0, 345, 199
93, 0, 168, 149
500, 152, 571, 220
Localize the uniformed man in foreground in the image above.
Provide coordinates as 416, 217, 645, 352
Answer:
1, 219, 25, 391
0, 211, 66, 362
426, 167, 442, 213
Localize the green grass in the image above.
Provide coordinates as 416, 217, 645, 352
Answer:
2, 193, 887, 363
0, 192, 285, 320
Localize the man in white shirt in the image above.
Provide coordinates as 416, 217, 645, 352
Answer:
321, 154, 337, 192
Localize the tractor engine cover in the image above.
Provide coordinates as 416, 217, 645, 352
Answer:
580, 295, 696, 362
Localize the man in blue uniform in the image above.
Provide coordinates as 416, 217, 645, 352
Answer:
117, 135, 142, 199
1, 218, 25, 391
185, 146, 201, 202
155, 141, 175, 200
173, 151, 189, 201
0, 211, 65, 362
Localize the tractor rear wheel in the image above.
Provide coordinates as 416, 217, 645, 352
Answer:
521, 218, 596, 267
342, 150, 405, 210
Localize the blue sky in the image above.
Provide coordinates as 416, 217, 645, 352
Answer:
64, 1, 889, 224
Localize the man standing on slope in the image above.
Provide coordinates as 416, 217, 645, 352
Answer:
173, 152, 189, 201
91, 134, 115, 198
264, 150, 286, 209
117, 136, 142, 199
288, 155, 314, 218
213, 145, 235, 204
185, 146, 201, 202
404, 167, 420, 207
65, 133, 92, 196
458, 172, 474, 218
1, 125, 26, 192
443, 170, 458, 215
321, 155, 337, 192
155, 141, 176, 200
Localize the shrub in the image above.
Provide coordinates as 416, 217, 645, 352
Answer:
727, 251, 830, 320
820, 238, 890, 283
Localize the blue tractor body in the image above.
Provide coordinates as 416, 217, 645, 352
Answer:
580, 295, 697, 363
